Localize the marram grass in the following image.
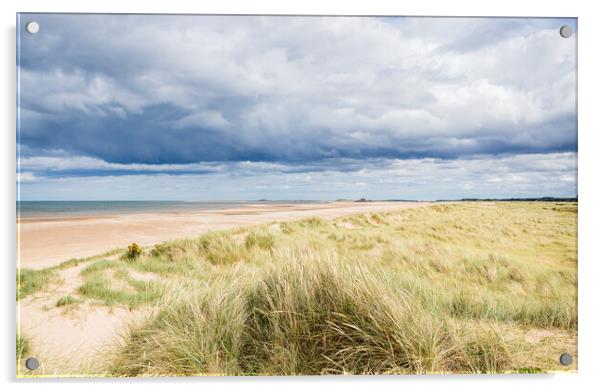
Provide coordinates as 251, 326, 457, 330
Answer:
109, 256, 514, 375
18, 202, 578, 375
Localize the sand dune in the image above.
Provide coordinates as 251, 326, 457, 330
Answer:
17, 201, 425, 269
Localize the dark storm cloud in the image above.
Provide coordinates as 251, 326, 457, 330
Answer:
18, 14, 577, 170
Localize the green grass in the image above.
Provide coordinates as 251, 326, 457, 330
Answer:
245, 231, 275, 250
80, 259, 117, 275
77, 268, 164, 307
17, 268, 59, 301
17, 257, 89, 300
56, 295, 80, 307
17, 335, 29, 359
199, 232, 248, 265
54, 257, 87, 270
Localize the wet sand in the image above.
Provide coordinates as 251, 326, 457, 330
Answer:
17, 201, 425, 270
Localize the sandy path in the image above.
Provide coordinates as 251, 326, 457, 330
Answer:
17, 257, 156, 376
18, 201, 425, 270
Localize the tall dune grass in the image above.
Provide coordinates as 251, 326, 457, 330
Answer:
18, 202, 578, 375
110, 255, 512, 375
106, 202, 577, 375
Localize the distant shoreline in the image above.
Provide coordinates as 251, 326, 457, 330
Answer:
16, 197, 576, 220
16, 200, 329, 221
437, 197, 578, 202
17, 201, 422, 269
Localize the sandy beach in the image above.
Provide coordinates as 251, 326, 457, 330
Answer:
17, 201, 424, 269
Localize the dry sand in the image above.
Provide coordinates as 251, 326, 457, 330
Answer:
18, 201, 424, 270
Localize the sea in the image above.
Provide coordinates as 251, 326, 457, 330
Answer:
17, 200, 322, 219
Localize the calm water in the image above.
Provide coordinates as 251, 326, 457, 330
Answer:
17, 200, 321, 219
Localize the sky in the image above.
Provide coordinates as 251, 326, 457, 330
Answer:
17, 14, 577, 201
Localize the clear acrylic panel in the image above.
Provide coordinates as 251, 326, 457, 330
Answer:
16, 14, 577, 377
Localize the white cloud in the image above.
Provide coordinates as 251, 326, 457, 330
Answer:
18, 152, 577, 201
17, 172, 37, 183
19, 16, 576, 159
174, 110, 232, 129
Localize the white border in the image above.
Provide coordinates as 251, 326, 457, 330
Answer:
3, 1, 601, 390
